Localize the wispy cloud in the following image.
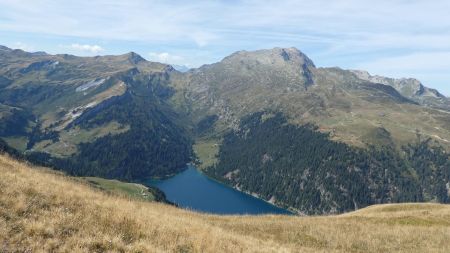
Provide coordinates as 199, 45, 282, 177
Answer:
1, 0, 449, 51
67, 44, 104, 54
358, 52, 450, 73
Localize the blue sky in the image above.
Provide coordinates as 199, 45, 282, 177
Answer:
1, 0, 449, 95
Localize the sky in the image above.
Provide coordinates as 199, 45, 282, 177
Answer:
0, 0, 449, 95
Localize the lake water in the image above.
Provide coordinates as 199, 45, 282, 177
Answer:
147, 166, 291, 215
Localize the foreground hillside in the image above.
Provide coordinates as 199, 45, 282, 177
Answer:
1, 154, 449, 252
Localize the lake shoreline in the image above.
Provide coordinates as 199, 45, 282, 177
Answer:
193, 165, 296, 215
144, 165, 292, 215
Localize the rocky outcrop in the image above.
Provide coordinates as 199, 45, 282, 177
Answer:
350, 70, 449, 110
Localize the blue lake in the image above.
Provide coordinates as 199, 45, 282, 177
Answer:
147, 166, 291, 215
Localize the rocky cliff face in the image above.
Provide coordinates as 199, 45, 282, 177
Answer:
350, 70, 449, 110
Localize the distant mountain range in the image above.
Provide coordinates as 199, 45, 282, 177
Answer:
0, 45, 448, 214
171, 64, 190, 72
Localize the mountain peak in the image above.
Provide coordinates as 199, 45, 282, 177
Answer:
31, 51, 48, 56
126, 52, 146, 64
224, 47, 315, 68
277, 47, 314, 64
0, 45, 12, 52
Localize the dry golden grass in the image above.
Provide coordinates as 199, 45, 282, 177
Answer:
1, 154, 449, 252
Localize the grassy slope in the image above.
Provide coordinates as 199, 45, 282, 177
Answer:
0, 49, 171, 160
79, 177, 156, 202
1, 154, 449, 252
193, 138, 220, 169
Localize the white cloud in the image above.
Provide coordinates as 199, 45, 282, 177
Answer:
68, 43, 104, 54
148, 52, 185, 65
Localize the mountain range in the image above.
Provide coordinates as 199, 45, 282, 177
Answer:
0, 45, 449, 214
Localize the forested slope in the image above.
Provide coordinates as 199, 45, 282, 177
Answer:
207, 112, 450, 214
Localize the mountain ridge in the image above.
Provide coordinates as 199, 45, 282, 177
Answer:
1, 44, 449, 152
350, 69, 449, 109
2, 44, 447, 99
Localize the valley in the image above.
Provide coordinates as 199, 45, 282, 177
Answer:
2, 1, 450, 252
